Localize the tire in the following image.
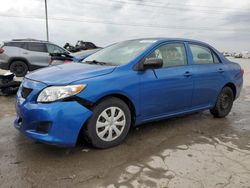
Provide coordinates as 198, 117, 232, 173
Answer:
83, 97, 131, 149
10, 61, 28, 77
210, 86, 234, 118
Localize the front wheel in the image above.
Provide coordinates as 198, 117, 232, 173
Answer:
210, 86, 234, 118
83, 97, 131, 149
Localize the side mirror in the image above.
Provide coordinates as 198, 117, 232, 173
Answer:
64, 51, 70, 55
143, 58, 163, 70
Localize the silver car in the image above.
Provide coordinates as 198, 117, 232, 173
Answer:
0, 39, 69, 77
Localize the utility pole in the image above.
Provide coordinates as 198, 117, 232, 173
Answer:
45, 0, 49, 41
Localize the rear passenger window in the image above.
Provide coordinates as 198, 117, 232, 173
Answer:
5, 42, 24, 48
27, 43, 47, 53
148, 43, 187, 68
190, 44, 214, 64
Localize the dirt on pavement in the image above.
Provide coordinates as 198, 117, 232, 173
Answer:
0, 58, 250, 188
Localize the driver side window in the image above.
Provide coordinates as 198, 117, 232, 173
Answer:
148, 43, 187, 67
47, 44, 65, 54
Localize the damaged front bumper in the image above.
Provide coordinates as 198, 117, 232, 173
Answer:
14, 78, 93, 147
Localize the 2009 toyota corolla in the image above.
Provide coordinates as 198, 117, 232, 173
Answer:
15, 38, 243, 148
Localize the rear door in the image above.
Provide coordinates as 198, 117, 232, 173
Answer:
188, 43, 225, 108
22, 42, 50, 68
140, 42, 193, 119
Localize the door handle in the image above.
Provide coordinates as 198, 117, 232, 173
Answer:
23, 52, 28, 55
183, 71, 192, 77
218, 68, 224, 73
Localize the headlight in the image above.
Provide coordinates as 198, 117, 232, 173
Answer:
37, 84, 86, 102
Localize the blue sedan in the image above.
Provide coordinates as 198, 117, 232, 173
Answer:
15, 38, 243, 148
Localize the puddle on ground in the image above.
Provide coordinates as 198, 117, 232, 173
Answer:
104, 135, 250, 188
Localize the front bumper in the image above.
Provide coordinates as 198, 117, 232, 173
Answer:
14, 79, 93, 147
0, 61, 9, 70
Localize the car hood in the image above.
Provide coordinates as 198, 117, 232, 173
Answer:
25, 63, 116, 85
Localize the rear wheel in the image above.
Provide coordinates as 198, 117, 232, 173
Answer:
210, 86, 234, 118
10, 61, 28, 77
83, 97, 131, 149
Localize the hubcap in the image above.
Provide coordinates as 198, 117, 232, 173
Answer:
96, 107, 126, 142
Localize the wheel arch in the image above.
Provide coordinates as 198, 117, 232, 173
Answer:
76, 93, 137, 146
94, 93, 137, 125
224, 82, 236, 100
8, 57, 30, 70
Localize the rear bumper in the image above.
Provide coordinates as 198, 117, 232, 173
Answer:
234, 75, 243, 100
236, 80, 243, 99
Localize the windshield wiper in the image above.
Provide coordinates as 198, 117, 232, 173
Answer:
85, 60, 110, 65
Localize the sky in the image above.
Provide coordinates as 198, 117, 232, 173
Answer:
0, 0, 249, 52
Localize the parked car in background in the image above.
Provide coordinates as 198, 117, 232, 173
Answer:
15, 38, 243, 148
222, 51, 231, 57
234, 52, 243, 58
75, 41, 99, 51
0, 39, 69, 76
0, 71, 21, 96
64, 41, 100, 52
241, 51, 250, 59
49, 48, 101, 66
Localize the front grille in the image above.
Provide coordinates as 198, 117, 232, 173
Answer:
21, 87, 33, 99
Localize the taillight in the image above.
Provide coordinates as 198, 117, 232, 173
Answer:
240, 67, 244, 76
64, 59, 72, 63
0, 48, 4, 54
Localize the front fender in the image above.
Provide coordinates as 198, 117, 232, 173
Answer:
73, 69, 141, 117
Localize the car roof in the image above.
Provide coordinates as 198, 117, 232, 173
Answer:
128, 37, 210, 46
3, 39, 70, 52
4, 39, 49, 43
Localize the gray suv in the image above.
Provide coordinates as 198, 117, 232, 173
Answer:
0, 39, 69, 76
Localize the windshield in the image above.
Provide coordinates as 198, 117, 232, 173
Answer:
82, 40, 156, 65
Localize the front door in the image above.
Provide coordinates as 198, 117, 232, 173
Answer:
140, 42, 193, 120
